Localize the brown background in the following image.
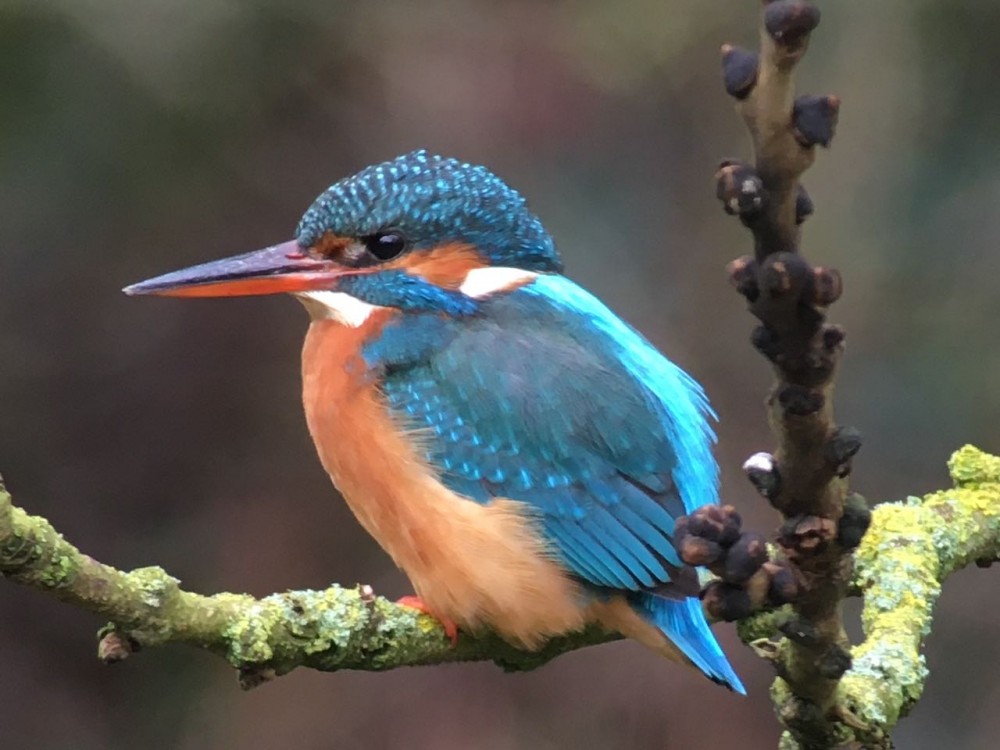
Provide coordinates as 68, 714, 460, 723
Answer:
2, 1, 998, 748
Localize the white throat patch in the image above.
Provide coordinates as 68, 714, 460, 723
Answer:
294, 291, 382, 327
459, 267, 538, 298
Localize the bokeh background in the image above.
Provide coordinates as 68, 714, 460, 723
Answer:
2, 1, 999, 748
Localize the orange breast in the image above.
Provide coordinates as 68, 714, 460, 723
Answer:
300, 318, 586, 648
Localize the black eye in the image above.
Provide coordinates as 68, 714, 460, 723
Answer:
364, 232, 408, 261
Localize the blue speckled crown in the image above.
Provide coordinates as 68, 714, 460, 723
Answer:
295, 151, 563, 273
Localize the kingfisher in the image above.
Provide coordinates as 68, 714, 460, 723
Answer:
124, 151, 744, 693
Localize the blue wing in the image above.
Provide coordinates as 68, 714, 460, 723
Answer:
366, 274, 719, 594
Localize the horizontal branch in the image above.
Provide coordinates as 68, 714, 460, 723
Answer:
0, 477, 615, 686
2, 445, 997, 710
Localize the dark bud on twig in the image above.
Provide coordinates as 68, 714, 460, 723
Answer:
764, 1, 821, 48
716, 160, 766, 219
678, 505, 742, 548
821, 324, 846, 352
751, 325, 781, 362
777, 384, 825, 416
676, 506, 746, 568
838, 493, 872, 550
792, 95, 841, 148
702, 581, 753, 622
721, 45, 759, 100
810, 266, 842, 306
97, 631, 138, 664
716, 506, 744, 547
727, 256, 759, 301
743, 452, 782, 499
678, 535, 723, 567
795, 185, 814, 225
762, 258, 793, 296
777, 613, 823, 648
826, 427, 862, 477
779, 514, 838, 558
724, 532, 769, 585
764, 561, 800, 605
817, 644, 853, 679
760, 252, 811, 298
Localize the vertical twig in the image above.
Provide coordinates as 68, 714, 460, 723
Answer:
713, 2, 871, 747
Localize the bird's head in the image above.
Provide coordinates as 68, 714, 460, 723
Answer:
125, 151, 561, 316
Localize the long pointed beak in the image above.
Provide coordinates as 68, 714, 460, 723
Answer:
123, 240, 346, 298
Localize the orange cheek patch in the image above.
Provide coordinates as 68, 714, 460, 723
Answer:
386, 243, 489, 289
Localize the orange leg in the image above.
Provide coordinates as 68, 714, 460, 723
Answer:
397, 595, 460, 646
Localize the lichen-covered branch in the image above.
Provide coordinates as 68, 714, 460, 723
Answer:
832, 446, 1000, 748
734, 446, 1000, 748
0, 476, 615, 687
3, 447, 999, 715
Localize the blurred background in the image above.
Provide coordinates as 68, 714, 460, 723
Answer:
1, 0, 998, 747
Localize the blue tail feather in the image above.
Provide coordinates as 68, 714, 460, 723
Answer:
633, 593, 746, 695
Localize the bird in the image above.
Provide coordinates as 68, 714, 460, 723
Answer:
124, 150, 744, 694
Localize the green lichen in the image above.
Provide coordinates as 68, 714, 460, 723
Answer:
736, 607, 789, 643
270, 587, 362, 655
224, 602, 279, 665
847, 636, 927, 722
37, 552, 76, 588
827, 446, 1000, 745
948, 444, 1000, 487
215, 583, 471, 674
923, 492, 1000, 574
124, 567, 179, 609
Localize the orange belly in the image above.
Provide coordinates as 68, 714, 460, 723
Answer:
300, 318, 587, 648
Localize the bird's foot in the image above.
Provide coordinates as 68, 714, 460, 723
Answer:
396, 595, 459, 647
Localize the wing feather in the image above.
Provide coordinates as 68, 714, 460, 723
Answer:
373, 276, 717, 592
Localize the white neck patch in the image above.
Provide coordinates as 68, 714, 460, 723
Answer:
459, 267, 538, 299
294, 291, 382, 327
294, 267, 537, 324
